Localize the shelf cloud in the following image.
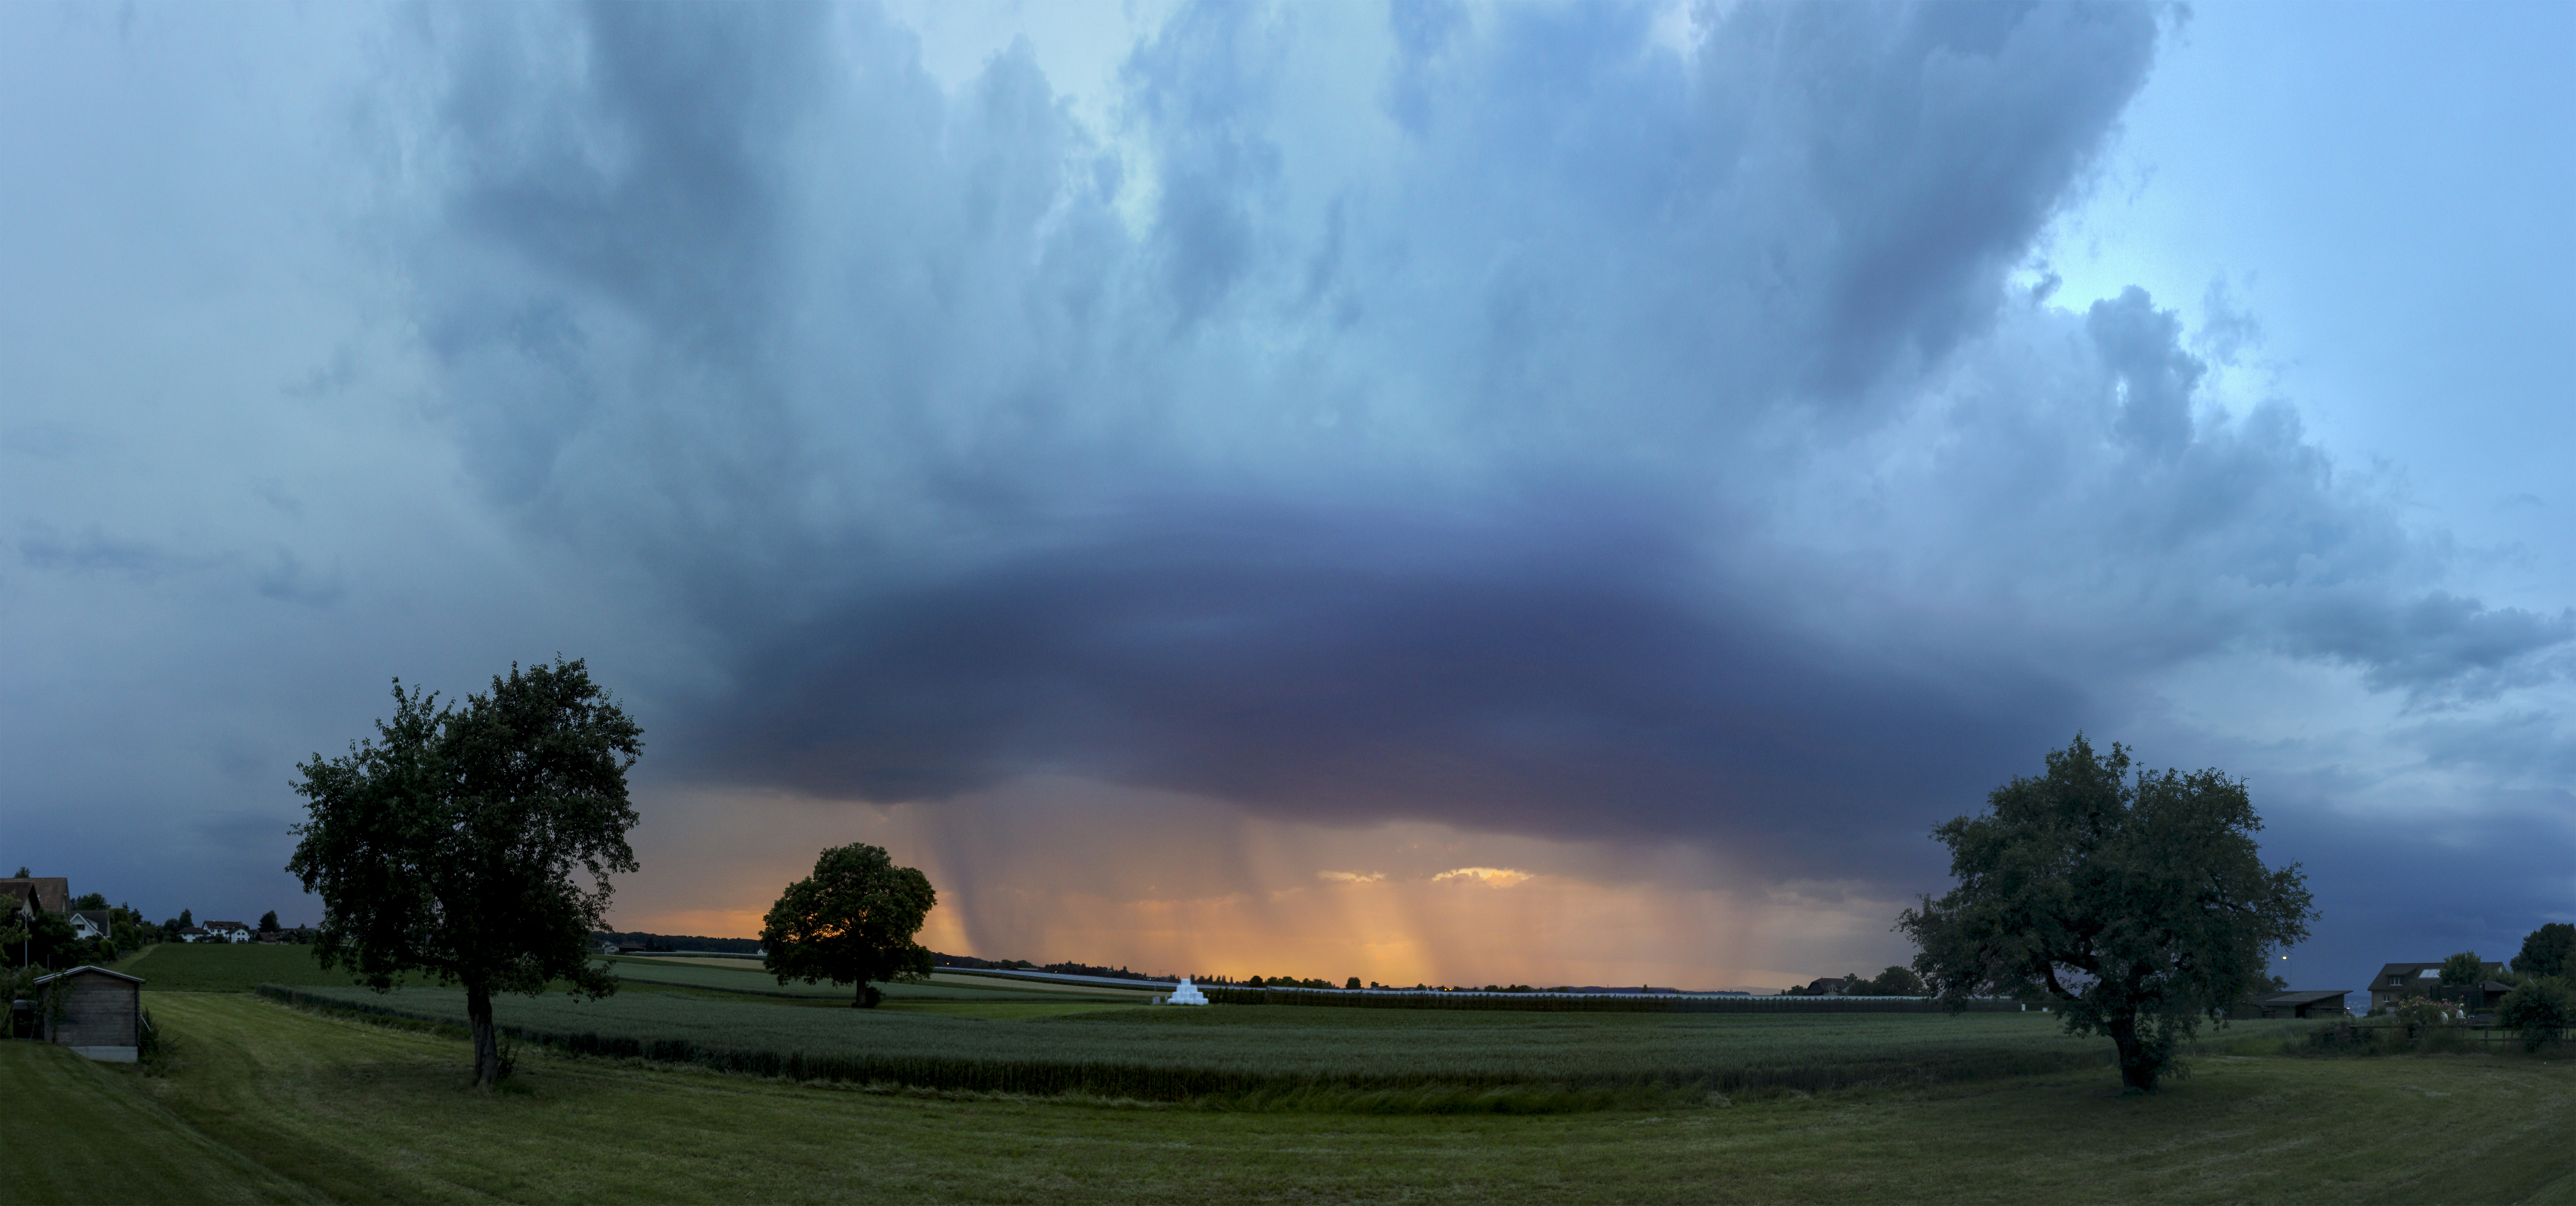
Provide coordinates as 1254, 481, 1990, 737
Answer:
2, 0, 2568, 987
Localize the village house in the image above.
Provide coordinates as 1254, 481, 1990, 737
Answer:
2368, 961, 2513, 1013
1, 876, 71, 917
68, 909, 113, 942
199, 920, 255, 944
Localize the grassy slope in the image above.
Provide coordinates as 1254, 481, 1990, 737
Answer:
0, 1039, 313, 1205
38, 993, 2565, 1205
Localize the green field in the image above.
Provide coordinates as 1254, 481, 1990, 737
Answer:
105, 942, 1148, 1003
7, 992, 2572, 1204
111, 941, 366, 992
601, 956, 1149, 1004
272, 979, 2223, 1103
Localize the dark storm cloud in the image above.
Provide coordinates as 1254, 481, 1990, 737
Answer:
683, 494, 2083, 870
364, 0, 2566, 880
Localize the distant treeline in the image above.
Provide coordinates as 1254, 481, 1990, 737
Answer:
932, 953, 1178, 982
595, 931, 763, 954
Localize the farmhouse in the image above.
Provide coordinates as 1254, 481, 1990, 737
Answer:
69, 909, 112, 942
2368, 961, 2512, 1013
32, 966, 145, 1062
199, 920, 254, 944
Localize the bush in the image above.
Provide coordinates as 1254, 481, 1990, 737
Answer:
2498, 976, 2573, 1052
2392, 996, 2461, 1038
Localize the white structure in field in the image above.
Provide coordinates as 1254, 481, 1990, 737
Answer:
1162, 977, 1209, 1005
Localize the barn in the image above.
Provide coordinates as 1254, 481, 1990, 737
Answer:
33, 966, 145, 1062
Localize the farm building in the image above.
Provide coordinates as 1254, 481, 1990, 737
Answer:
2228, 990, 2350, 1020
32, 966, 145, 1062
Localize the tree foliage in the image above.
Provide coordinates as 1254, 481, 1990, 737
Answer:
1898, 734, 2316, 1092
1860, 966, 1925, 996
760, 844, 935, 1008
286, 659, 642, 1086
2437, 950, 2485, 998
2514, 923, 2574, 980
2497, 976, 2573, 1051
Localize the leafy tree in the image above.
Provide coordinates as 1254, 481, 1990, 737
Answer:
179, 909, 193, 929
1866, 966, 1925, 996
12, 866, 26, 877
1347, 977, 1362, 990
2514, 923, 2574, 980
2437, 951, 2485, 1003
287, 660, 643, 1086
2394, 995, 2453, 1037
73, 892, 107, 910
2497, 976, 2573, 1051
760, 843, 935, 1008
258, 911, 281, 934
18, 910, 78, 970
1899, 735, 2316, 1093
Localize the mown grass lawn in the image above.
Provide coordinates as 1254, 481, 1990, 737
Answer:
8, 991, 2569, 1205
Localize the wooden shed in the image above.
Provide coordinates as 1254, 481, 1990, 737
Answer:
33, 966, 144, 1062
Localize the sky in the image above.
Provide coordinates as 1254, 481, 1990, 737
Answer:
2, 0, 2569, 993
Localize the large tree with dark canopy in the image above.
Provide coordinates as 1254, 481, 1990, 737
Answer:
2515, 923, 2574, 980
287, 659, 642, 1087
760, 843, 935, 1007
1898, 734, 2315, 1092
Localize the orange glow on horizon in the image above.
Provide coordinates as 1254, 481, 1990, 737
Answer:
613, 776, 1920, 991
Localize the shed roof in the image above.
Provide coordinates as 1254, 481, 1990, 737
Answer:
2256, 990, 2348, 1006
34, 965, 145, 986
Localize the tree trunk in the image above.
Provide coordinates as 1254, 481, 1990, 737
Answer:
466, 980, 500, 1088
2105, 1013, 2156, 1092
852, 980, 882, 1008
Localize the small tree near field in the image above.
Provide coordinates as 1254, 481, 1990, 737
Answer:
258, 911, 280, 934
2498, 976, 2573, 1051
1899, 734, 2316, 1093
760, 844, 935, 1008
287, 660, 642, 1087
1865, 966, 1925, 996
